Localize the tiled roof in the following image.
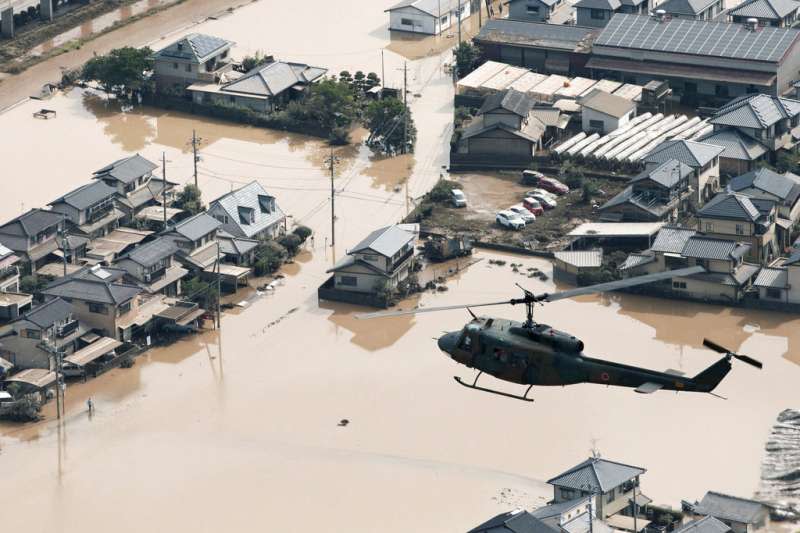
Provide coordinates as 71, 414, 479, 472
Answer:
575, 0, 621, 10
155, 33, 232, 63
462, 115, 545, 143
697, 129, 767, 162
694, 492, 769, 525
681, 236, 751, 261
730, 0, 800, 20
350, 225, 416, 258
711, 94, 800, 129
531, 497, 593, 520
619, 252, 656, 270
93, 154, 158, 185
0, 209, 63, 238
579, 89, 635, 118
221, 61, 327, 98
728, 167, 800, 204
651, 226, 697, 253
547, 457, 645, 493
475, 19, 599, 52
631, 158, 693, 188
753, 266, 788, 288
643, 140, 724, 168
49, 181, 117, 211
209, 181, 285, 239
118, 237, 178, 267
468, 509, 558, 533
23, 298, 73, 329
658, 0, 717, 15
170, 212, 222, 242
698, 192, 760, 221
43, 266, 141, 305
479, 89, 535, 117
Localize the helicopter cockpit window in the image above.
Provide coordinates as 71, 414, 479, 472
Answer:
461, 335, 472, 350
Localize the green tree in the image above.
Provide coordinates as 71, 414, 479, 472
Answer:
292, 225, 312, 242
240, 51, 271, 72
364, 97, 417, 154
582, 181, 598, 204
173, 184, 204, 216
453, 42, 481, 78
302, 79, 357, 133
182, 275, 218, 310
353, 71, 366, 93
278, 234, 302, 256
20, 275, 47, 295
82, 46, 154, 95
365, 72, 381, 90
254, 240, 287, 276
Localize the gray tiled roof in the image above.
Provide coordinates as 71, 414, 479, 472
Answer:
579, 89, 635, 118
575, 0, 621, 10
93, 154, 158, 185
170, 212, 222, 242
462, 115, 545, 143
221, 61, 327, 98
728, 167, 800, 204
631, 158, 693, 188
23, 298, 73, 329
155, 33, 233, 63
753, 266, 788, 288
475, 19, 599, 52
480, 89, 535, 117
0, 209, 63, 238
730, 0, 799, 19
350, 225, 416, 258
698, 192, 760, 221
468, 510, 558, 533
595, 14, 800, 63
697, 129, 767, 162
694, 492, 769, 524
651, 226, 697, 253
531, 497, 592, 520
386, 0, 464, 15
547, 457, 645, 493
711, 94, 800, 129
675, 517, 732, 533
43, 266, 141, 305
658, 0, 717, 15
49, 181, 117, 211
118, 237, 178, 267
209, 181, 285, 239
619, 252, 656, 270
681, 236, 751, 260
217, 232, 259, 256
643, 140, 724, 169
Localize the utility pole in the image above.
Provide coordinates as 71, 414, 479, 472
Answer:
381, 50, 385, 98
632, 477, 638, 533
189, 129, 202, 188
402, 62, 408, 155
60, 231, 68, 277
458, 0, 462, 44
54, 349, 64, 420
215, 242, 221, 329
479, 0, 482, 27
162, 152, 168, 229
325, 146, 339, 246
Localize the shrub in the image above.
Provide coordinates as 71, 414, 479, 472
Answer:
254, 240, 288, 275
329, 126, 350, 145
565, 174, 584, 190
182, 275, 218, 310
581, 181, 598, 204
20, 275, 46, 295
292, 225, 312, 242
427, 179, 459, 203
278, 234, 302, 256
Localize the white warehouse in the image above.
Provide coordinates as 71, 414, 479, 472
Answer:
385, 0, 472, 35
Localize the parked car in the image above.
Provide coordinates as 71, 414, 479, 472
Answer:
525, 188, 556, 200
450, 188, 467, 207
522, 197, 544, 216
539, 176, 570, 195
509, 205, 536, 223
496, 210, 526, 230
521, 169, 545, 185
528, 193, 557, 209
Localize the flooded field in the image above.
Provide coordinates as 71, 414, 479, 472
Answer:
0, 0, 798, 531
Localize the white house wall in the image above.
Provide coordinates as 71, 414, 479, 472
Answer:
388, 3, 470, 35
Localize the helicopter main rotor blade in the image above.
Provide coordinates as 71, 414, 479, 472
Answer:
355, 300, 511, 319
541, 266, 706, 302
703, 339, 763, 369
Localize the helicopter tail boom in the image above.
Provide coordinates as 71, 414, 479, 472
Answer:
691, 356, 733, 393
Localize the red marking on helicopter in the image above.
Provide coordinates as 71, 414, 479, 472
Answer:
601, 372, 610, 382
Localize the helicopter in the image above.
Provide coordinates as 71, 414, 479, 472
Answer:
357, 266, 763, 402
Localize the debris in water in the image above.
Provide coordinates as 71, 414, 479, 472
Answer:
338, 419, 350, 427
758, 409, 800, 516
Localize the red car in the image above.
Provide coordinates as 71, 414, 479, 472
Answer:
538, 176, 570, 195
523, 197, 544, 216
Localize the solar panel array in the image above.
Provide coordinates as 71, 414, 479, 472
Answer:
596, 14, 800, 62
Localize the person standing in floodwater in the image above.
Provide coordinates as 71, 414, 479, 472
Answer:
87, 397, 94, 415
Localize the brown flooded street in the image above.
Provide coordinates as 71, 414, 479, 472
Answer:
0, 0, 799, 531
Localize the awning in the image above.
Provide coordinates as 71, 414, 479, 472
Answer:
776, 217, 793, 230
606, 514, 651, 532
0, 357, 14, 372
586, 57, 776, 87
204, 263, 251, 279
117, 296, 170, 329
64, 337, 122, 367
176, 308, 206, 326
146, 266, 188, 293
631, 493, 653, 507
81, 332, 100, 344
4, 368, 56, 389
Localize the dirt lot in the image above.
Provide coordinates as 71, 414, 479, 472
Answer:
421, 171, 627, 251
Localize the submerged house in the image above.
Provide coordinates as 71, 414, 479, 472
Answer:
188, 60, 327, 113
683, 492, 770, 533
697, 191, 778, 263
48, 181, 122, 239
729, 0, 799, 27
507, 0, 572, 23
657, 0, 725, 20
0, 209, 66, 272
153, 33, 234, 94
207, 181, 286, 241
385, 0, 471, 35
92, 154, 175, 220
164, 212, 222, 271
642, 139, 725, 206
579, 89, 636, 133
114, 237, 188, 296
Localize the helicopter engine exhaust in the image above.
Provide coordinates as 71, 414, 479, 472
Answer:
526, 325, 584, 353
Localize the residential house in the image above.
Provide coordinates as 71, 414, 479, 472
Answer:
473, 19, 599, 76
575, 0, 621, 27
696, 129, 768, 177
507, 0, 571, 23
587, 14, 800, 102
467, 509, 556, 533
458, 89, 545, 164
322, 224, 417, 306
552, 249, 602, 283
531, 106, 572, 145
752, 249, 800, 302
188, 61, 327, 113
697, 191, 778, 262
684, 492, 770, 533
207, 181, 286, 241
40, 265, 144, 341
164, 212, 222, 272
0, 209, 65, 272
0, 244, 21, 293
114, 237, 187, 296
385, 0, 471, 35
599, 159, 693, 221
153, 33, 234, 94
48, 181, 122, 239
706, 94, 800, 164
580, 89, 636, 133
217, 231, 260, 267
642, 139, 725, 205
547, 457, 650, 528
674, 517, 733, 533
658, 0, 724, 20
728, 167, 800, 250
0, 298, 82, 370
92, 154, 175, 221
729, 0, 799, 27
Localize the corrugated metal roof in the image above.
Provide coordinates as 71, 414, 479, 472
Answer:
548, 457, 645, 492
531, 497, 592, 520
568, 222, 665, 237
579, 89, 635, 118
730, 0, 799, 19
697, 192, 760, 221
554, 249, 603, 268
350, 225, 416, 257
675, 516, 732, 533
651, 226, 697, 253
710, 94, 800, 129
681, 236, 750, 260
93, 154, 158, 185
479, 89, 535, 117
475, 19, 599, 52
643, 139, 724, 168
697, 129, 767, 161
595, 13, 800, 63
386, 0, 463, 15
694, 492, 769, 525
619, 252, 656, 270
753, 266, 788, 288
155, 33, 233, 62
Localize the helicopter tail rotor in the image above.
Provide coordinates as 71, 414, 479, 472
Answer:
703, 339, 763, 369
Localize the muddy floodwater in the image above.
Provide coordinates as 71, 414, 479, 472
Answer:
0, 0, 799, 530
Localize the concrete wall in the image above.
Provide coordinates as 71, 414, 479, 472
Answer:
582, 107, 631, 133
671, 275, 738, 301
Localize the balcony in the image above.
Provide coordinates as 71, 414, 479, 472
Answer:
390, 247, 415, 273
55, 319, 79, 338
86, 202, 114, 224
144, 266, 167, 283
0, 266, 18, 283
197, 60, 233, 83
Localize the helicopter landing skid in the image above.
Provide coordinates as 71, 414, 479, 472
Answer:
454, 373, 534, 402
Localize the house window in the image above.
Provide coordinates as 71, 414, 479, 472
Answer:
401, 17, 414, 25
735, 224, 744, 235
440, 15, 448, 24
589, 119, 604, 131
89, 303, 108, 314
339, 275, 358, 287
229, 96, 236, 104
705, 222, 714, 232
258, 194, 274, 213
673, 281, 687, 289
25, 329, 41, 339
185, 64, 192, 73
590, 8, 605, 19
560, 488, 575, 500
766, 288, 782, 299
527, 4, 540, 13
118, 301, 132, 315
173, 62, 178, 69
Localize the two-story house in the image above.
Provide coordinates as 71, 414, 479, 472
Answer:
674, 516, 733, 533
599, 159, 693, 221
684, 492, 770, 533
547, 457, 650, 530
658, 0, 725, 20
575, 0, 620, 27
207, 181, 286, 241
0, 244, 21, 293
697, 191, 778, 263
507, 0, 571, 23
0, 209, 65, 272
41, 265, 143, 341
324, 224, 417, 297
728, 167, 800, 250
459, 89, 545, 163
114, 237, 187, 296
730, 0, 799, 27
153, 33, 234, 95
532, 496, 614, 533
48, 181, 122, 240
752, 249, 800, 303
92, 154, 175, 221
643, 139, 725, 206
164, 212, 223, 271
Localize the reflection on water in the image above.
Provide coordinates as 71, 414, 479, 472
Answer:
321, 296, 420, 352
